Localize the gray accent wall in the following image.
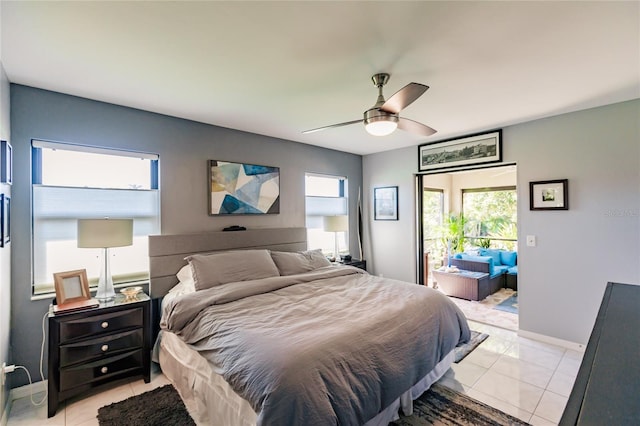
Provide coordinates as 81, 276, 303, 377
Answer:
9, 84, 362, 387
363, 99, 640, 346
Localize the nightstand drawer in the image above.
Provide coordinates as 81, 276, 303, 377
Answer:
59, 349, 143, 392
59, 308, 143, 342
60, 328, 143, 367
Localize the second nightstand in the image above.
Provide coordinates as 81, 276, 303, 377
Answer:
48, 292, 151, 417
340, 259, 367, 271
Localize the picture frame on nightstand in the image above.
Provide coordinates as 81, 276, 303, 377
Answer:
53, 269, 98, 313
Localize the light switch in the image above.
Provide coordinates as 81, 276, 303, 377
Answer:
526, 235, 536, 247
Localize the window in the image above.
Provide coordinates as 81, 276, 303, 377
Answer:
422, 188, 444, 257
32, 140, 160, 295
304, 173, 348, 256
462, 186, 517, 250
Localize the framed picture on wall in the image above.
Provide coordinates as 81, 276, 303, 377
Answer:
529, 179, 568, 210
1, 140, 12, 185
374, 186, 398, 221
0, 194, 8, 247
208, 160, 280, 215
418, 130, 502, 172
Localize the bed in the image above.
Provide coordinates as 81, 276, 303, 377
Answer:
149, 227, 470, 425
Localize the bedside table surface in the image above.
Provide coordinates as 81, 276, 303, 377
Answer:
50, 292, 150, 318
337, 259, 367, 271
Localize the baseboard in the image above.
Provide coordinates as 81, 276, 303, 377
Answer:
518, 329, 586, 352
9, 380, 46, 401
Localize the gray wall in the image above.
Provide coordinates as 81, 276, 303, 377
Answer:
9, 84, 362, 387
0, 64, 11, 421
363, 99, 640, 345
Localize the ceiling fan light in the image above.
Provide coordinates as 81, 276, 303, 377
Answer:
365, 116, 398, 136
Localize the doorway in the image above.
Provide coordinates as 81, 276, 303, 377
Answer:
417, 164, 518, 328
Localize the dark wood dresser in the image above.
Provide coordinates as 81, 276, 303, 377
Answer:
48, 293, 151, 417
559, 282, 640, 425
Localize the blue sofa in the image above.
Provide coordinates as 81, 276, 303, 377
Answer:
450, 248, 518, 291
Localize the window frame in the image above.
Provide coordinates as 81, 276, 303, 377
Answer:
461, 185, 517, 247
304, 173, 349, 256
31, 140, 160, 296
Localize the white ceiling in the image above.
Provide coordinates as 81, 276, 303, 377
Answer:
2, 1, 639, 155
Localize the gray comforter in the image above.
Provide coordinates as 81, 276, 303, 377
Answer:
161, 266, 470, 426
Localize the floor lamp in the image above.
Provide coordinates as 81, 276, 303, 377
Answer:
323, 215, 348, 261
77, 218, 133, 301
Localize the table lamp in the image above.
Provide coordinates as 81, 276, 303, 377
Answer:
77, 218, 133, 301
323, 215, 348, 261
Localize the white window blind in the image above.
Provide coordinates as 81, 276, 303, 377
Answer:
31, 141, 160, 295
304, 196, 348, 229
304, 174, 348, 255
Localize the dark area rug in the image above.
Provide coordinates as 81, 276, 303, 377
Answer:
454, 330, 489, 363
98, 378, 527, 426
392, 383, 530, 425
97, 384, 195, 426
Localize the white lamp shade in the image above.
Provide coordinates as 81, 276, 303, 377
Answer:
77, 219, 133, 248
323, 215, 348, 232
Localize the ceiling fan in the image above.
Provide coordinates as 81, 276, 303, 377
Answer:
303, 73, 436, 137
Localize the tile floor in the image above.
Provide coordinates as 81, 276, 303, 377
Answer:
6, 366, 171, 426
438, 320, 582, 425
7, 320, 580, 425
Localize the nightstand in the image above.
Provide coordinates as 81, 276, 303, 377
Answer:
48, 292, 151, 417
340, 259, 367, 271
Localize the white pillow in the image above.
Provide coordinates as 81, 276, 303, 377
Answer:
176, 264, 193, 282
168, 277, 196, 297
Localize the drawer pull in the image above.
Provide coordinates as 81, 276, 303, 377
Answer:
101, 366, 108, 374
101, 322, 109, 329
101, 344, 109, 352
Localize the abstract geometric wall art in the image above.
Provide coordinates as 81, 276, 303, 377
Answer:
208, 160, 280, 215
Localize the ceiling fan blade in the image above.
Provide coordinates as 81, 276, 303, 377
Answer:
397, 117, 437, 137
302, 119, 362, 134
380, 83, 429, 114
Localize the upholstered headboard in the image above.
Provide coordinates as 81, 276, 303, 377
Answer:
148, 227, 307, 298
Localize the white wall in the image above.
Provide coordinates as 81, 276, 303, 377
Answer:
363, 100, 640, 345
0, 2, 12, 418
513, 100, 639, 344
362, 147, 419, 283
0, 67, 11, 426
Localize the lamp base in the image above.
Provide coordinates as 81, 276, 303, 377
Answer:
95, 287, 116, 302
95, 247, 116, 301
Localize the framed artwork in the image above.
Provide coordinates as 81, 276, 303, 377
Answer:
530, 179, 568, 210
208, 160, 280, 215
1, 140, 11, 185
0, 194, 8, 247
53, 269, 91, 305
418, 130, 502, 172
374, 186, 398, 221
